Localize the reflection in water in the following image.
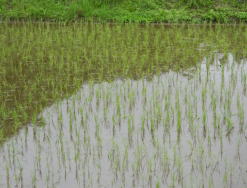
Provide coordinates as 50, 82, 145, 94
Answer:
0, 54, 246, 187
0, 23, 247, 144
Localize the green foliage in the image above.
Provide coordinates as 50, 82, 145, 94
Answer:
181, 0, 213, 8
0, 0, 246, 23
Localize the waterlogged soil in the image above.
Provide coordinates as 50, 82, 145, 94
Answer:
0, 23, 247, 188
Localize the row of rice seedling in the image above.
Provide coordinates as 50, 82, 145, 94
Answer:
0, 22, 246, 187
0, 52, 246, 187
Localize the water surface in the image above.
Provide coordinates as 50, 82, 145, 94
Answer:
0, 23, 247, 187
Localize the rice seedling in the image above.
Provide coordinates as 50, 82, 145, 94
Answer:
0, 22, 247, 188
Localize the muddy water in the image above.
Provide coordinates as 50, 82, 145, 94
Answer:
1, 23, 247, 187
0, 52, 246, 188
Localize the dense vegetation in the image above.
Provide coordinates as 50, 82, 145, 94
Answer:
0, 0, 247, 23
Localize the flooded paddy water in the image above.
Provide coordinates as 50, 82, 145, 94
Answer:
0, 22, 247, 188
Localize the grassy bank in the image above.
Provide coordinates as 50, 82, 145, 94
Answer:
0, 0, 247, 23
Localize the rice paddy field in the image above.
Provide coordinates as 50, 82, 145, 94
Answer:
0, 22, 247, 188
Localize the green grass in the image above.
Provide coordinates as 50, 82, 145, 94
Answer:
0, 0, 247, 23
